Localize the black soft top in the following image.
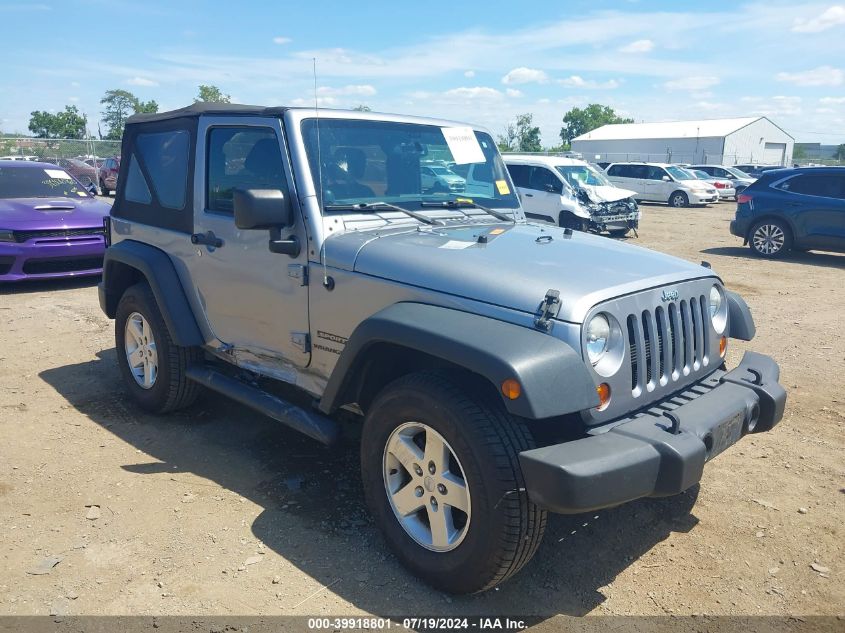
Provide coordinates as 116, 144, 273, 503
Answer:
126, 103, 289, 125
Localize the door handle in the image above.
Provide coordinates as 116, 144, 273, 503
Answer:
191, 231, 224, 248
524, 193, 534, 197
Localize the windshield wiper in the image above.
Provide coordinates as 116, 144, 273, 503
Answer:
421, 199, 517, 224
323, 201, 442, 226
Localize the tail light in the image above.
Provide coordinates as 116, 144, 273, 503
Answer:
714, 182, 727, 189
737, 193, 753, 204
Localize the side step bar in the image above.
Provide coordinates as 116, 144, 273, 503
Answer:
185, 366, 340, 446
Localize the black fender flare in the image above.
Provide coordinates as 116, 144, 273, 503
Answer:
726, 290, 756, 341
318, 302, 599, 420
98, 240, 204, 347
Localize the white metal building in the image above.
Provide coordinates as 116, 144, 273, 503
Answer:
571, 117, 794, 166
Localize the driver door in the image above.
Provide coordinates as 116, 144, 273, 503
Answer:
183, 117, 311, 369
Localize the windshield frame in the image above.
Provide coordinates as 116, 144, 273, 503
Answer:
296, 115, 520, 214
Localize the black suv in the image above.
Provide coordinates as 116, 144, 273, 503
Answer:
730, 167, 845, 258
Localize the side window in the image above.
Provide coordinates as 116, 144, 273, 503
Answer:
506, 164, 530, 187
527, 167, 560, 193
207, 127, 286, 214
607, 165, 623, 177
778, 174, 841, 199
124, 155, 152, 204
135, 130, 190, 209
646, 166, 666, 180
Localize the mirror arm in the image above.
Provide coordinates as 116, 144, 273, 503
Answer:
268, 227, 300, 257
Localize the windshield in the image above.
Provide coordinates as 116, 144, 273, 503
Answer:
666, 166, 695, 180
725, 166, 751, 178
692, 170, 711, 179
301, 119, 519, 211
0, 166, 90, 199
555, 164, 612, 188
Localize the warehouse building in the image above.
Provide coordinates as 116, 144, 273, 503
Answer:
571, 117, 794, 167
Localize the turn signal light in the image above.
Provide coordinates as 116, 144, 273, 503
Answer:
719, 336, 727, 357
596, 383, 611, 410
501, 379, 521, 400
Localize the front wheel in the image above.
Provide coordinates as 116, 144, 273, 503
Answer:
558, 211, 588, 231
361, 372, 546, 594
99, 179, 110, 196
669, 191, 689, 208
608, 228, 631, 238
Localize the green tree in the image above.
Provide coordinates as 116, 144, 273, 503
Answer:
100, 89, 139, 140
836, 144, 845, 161
559, 104, 634, 145
352, 104, 372, 112
28, 105, 87, 139
135, 100, 159, 114
793, 145, 807, 160
195, 85, 231, 103
497, 113, 542, 152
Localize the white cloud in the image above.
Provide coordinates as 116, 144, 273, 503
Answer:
558, 75, 620, 89
273, 36, 292, 45
316, 84, 377, 96
70, 81, 80, 88
290, 96, 339, 107
692, 101, 727, 111
443, 86, 504, 100
776, 65, 844, 87
752, 95, 803, 117
505, 88, 523, 98
816, 107, 836, 113
464, 70, 475, 78
792, 5, 845, 32
663, 76, 720, 91
68, 96, 79, 102
126, 76, 158, 87
820, 96, 845, 104
619, 39, 654, 53
501, 67, 548, 85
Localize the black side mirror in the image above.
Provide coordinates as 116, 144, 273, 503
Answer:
233, 188, 299, 257
233, 188, 293, 230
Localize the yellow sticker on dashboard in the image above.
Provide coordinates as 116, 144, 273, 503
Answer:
455, 197, 473, 204
495, 179, 510, 195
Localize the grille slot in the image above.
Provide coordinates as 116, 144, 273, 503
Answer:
21, 256, 103, 275
627, 291, 709, 397
11, 227, 104, 243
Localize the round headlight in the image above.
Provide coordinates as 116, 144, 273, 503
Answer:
586, 314, 611, 365
709, 284, 727, 334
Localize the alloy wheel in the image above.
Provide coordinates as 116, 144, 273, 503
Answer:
382, 422, 471, 552
124, 312, 158, 389
752, 223, 785, 255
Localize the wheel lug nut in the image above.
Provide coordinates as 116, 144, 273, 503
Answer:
414, 486, 423, 497
430, 497, 438, 511
428, 461, 435, 474
413, 464, 423, 476
437, 483, 447, 495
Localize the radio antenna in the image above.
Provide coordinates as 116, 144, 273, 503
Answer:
313, 57, 330, 289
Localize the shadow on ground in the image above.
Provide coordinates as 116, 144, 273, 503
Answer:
0, 276, 100, 296
40, 350, 701, 619
701, 246, 845, 269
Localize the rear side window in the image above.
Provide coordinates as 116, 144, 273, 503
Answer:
124, 155, 152, 204
206, 127, 286, 214
777, 173, 844, 199
506, 164, 530, 187
135, 130, 190, 209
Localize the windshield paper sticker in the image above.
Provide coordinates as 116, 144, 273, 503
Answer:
441, 127, 485, 165
495, 179, 510, 195
440, 240, 474, 250
44, 169, 71, 179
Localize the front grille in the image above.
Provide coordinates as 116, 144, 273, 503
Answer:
22, 256, 103, 275
11, 228, 104, 243
0, 256, 14, 275
627, 294, 710, 396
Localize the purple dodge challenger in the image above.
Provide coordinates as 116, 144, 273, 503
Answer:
0, 160, 110, 282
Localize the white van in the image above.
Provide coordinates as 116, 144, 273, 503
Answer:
604, 162, 718, 207
503, 155, 640, 236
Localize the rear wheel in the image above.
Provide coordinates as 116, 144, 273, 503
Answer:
99, 179, 109, 196
115, 283, 201, 413
749, 219, 791, 258
361, 372, 546, 594
669, 191, 689, 208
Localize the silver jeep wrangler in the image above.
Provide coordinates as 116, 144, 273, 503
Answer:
98, 104, 786, 594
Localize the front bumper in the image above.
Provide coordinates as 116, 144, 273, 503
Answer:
519, 351, 786, 514
0, 238, 104, 282
689, 191, 719, 204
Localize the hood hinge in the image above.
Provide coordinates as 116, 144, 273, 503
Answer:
534, 289, 561, 333
288, 264, 309, 286
291, 332, 311, 353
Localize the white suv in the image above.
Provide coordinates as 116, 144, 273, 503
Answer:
605, 162, 718, 207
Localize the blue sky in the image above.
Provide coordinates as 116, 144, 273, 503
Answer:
2, 0, 845, 144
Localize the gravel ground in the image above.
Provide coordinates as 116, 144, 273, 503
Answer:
0, 200, 842, 626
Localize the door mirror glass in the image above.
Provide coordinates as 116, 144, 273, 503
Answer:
233, 188, 293, 230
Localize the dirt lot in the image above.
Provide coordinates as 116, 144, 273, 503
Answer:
0, 201, 843, 625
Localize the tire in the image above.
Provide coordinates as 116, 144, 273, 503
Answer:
99, 179, 109, 196
558, 211, 588, 231
748, 219, 792, 259
115, 282, 202, 413
669, 191, 689, 208
608, 228, 630, 238
361, 371, 546, 594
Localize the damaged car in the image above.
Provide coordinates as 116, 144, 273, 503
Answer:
505, 154, 640, 237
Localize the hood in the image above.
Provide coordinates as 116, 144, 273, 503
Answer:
681, 179, 712, 191
579, 184, 636, 203
0, 196, 111, 230
330, 222, 714, 323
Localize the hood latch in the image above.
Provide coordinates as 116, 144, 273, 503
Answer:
534, 289, 561, 333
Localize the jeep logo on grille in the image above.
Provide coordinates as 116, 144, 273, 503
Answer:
661, 289, 679, 302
